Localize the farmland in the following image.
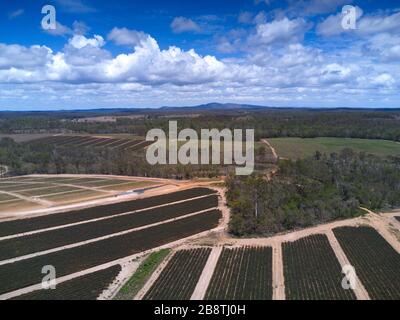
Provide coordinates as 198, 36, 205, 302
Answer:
0, 187, 216, 237
267, 137, 400, 159
205, 247, 273, 300
0, 174, 398, 301
0, 184, 222, 298
0, 134, 53, 143
0, 175, 161, 216
334, 226, 400, 300
29, 135, 153, 152
143, 248, 212, 300
0, 195, 218, 261
0, 176, 399, 301
283, 234, 356, 300
12, 265, 121, 300
0, 209, 221, 295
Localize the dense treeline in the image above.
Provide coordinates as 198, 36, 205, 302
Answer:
0, 137, 227, 178
226, 149, 400, 237
2, 109, 400, 141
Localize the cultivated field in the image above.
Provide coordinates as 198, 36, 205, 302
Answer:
0, 134, 53, 143
0, 187, 222, 299
29, 135, 153, 151
127, 208, 399, 301
13, 265, 121, 300
205, 247, 273, 300
334, 226, 400, 300
267, 137, 400, 159
143, 248, 212, 300
0, 175, 399, 300
283, 234, 356, 300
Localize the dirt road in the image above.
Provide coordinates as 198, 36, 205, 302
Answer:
191, 246, 222, 300
272, 242, 285, 300
261, 139, 278, 161
326, 230, 370, 300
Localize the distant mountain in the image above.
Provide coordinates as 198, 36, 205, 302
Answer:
162, 103, 269, 110
1, 103, 400, 117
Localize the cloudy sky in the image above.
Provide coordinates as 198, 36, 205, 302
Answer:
1, 0, 400, 110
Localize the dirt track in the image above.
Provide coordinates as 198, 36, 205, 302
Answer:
272, 242, 285, 300
190, 246, 223, 300
261, 139, 278, 161
326, 230, 370, 300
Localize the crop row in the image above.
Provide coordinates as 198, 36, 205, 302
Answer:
334, 226, 400, 300
0, 187, 217, 237
0, 209, 221, 295
144, 248, 212, 300
205, 247, 273, 300
283, 234, 356, 300
0, 195, 218, 261
12, 265, 121, 300
30, 135, 148, 151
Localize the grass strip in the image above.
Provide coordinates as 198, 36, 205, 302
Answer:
114, 249, 170, 300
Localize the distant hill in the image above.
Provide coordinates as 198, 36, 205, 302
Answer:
1, 103, 400, 118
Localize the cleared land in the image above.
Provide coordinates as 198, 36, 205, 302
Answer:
205, 247, 273, 300
12, 265, 121, 300
143, 248, 212, 300
268, 137, 400, 159
283, 234, 356, 300
0, 175, 160, 214
334, 226, 400, 300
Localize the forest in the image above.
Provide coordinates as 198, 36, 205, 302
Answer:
2, 107, 400, 141
0, 137, 227, 178
226, 149, 400, 237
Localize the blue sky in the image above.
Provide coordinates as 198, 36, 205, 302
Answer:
1, 0, 400, 110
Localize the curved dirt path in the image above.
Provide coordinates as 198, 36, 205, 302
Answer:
261, 139, 279, 180
261, 139, 278, 161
